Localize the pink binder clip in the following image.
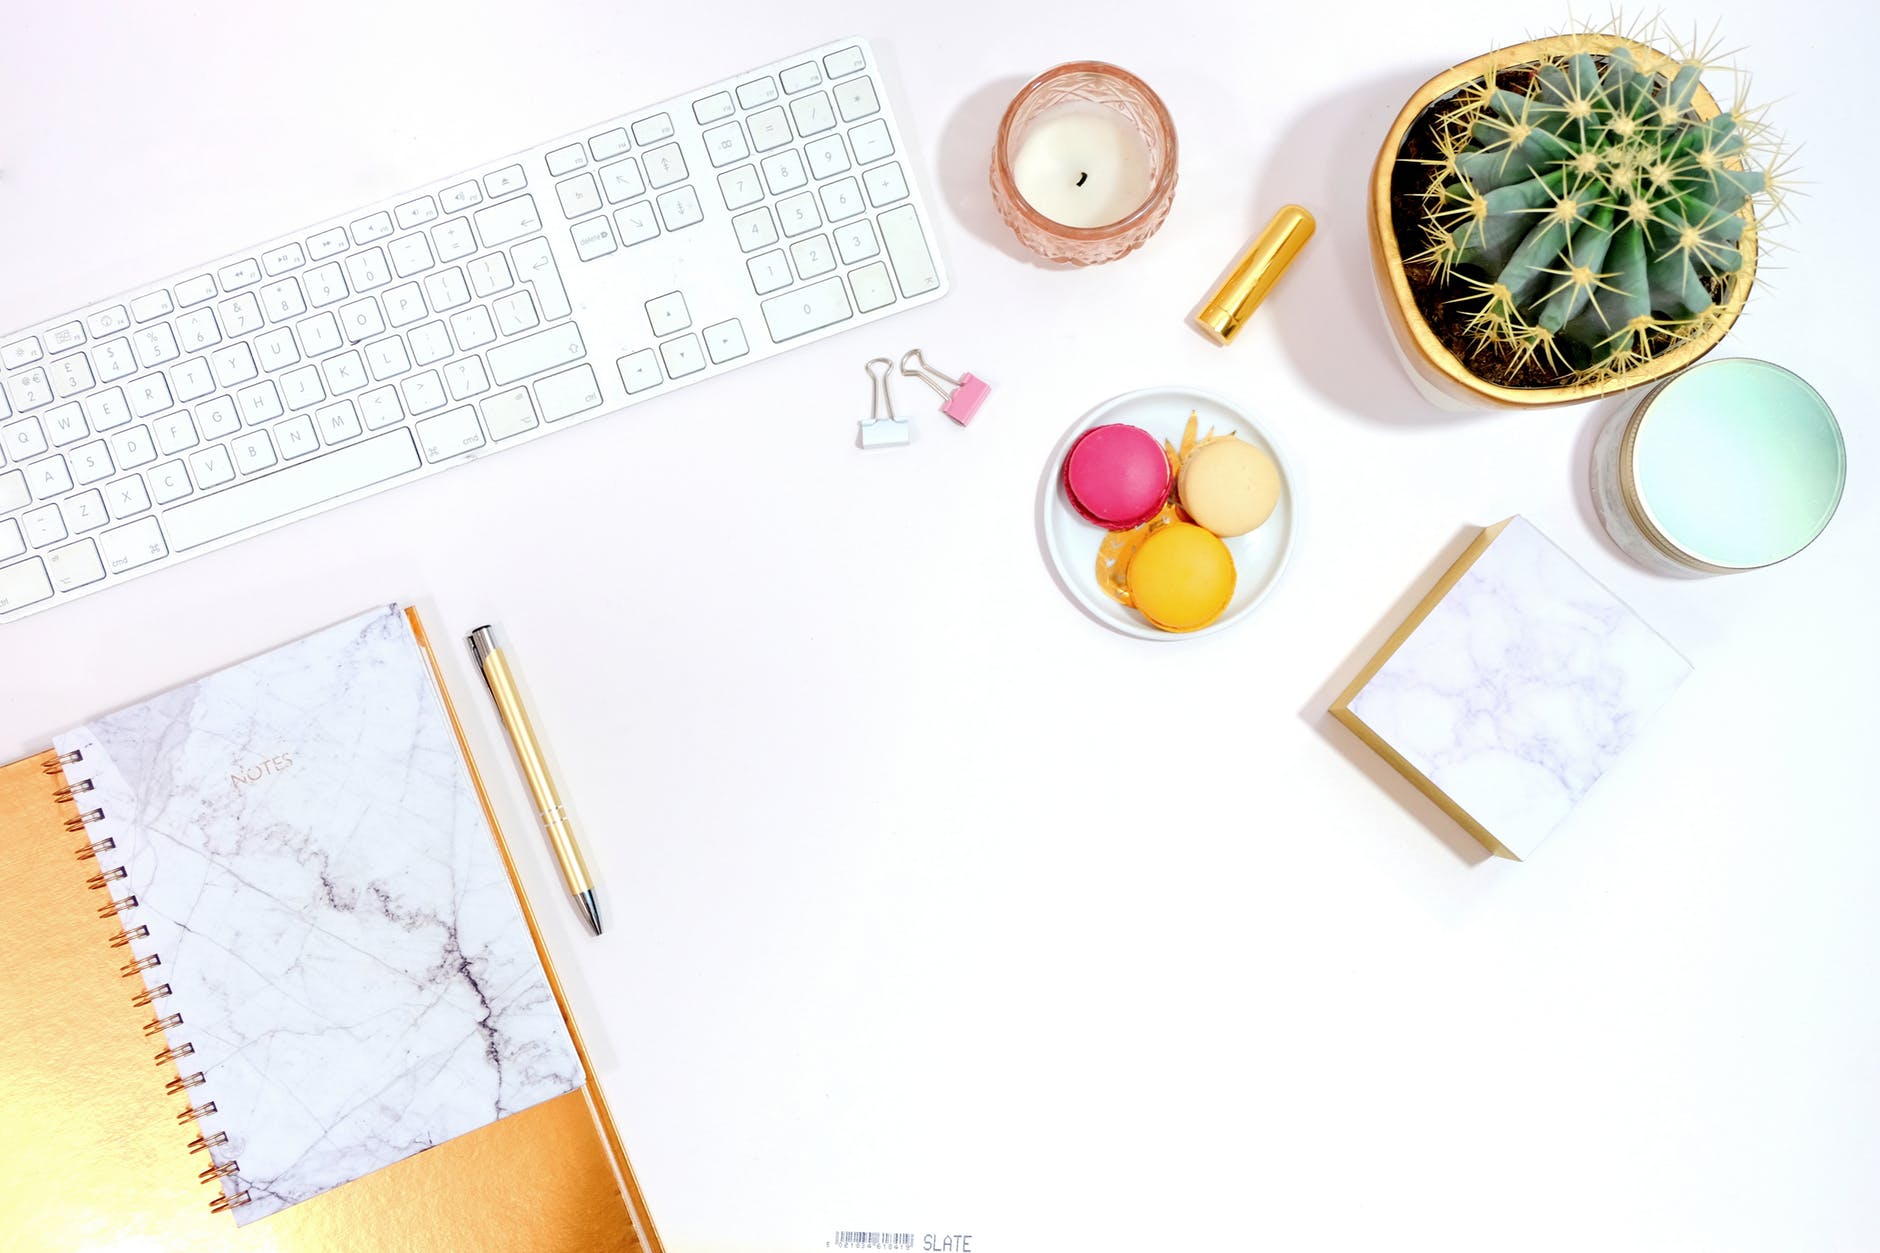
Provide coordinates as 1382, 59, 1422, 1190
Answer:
899, 348, 990, 426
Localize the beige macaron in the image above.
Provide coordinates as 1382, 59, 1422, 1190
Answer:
1177, 437, 1280, 537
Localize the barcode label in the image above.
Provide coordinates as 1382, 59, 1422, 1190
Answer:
833, 1233, 914, 1249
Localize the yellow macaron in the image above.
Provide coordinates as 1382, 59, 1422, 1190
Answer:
1126, 523, 1237, 632
1177, 437, 1280, 537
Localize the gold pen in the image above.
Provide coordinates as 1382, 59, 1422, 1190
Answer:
467, 625, 602, 936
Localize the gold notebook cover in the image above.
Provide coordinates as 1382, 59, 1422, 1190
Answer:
0, 607, 661, 1253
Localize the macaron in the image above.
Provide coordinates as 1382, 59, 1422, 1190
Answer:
1126, 523, 1236, 632
1177, 437, 1280, 537
1063, 424, 1172, 530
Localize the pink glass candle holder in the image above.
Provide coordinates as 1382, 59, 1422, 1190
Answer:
989, 62, 1178, 265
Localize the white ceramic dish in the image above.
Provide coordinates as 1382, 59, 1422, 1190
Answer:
1039, 385, 1297, 640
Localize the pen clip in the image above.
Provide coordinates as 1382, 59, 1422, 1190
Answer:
466, 625, 501, 697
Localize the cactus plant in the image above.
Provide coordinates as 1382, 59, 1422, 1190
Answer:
1407, 32, 1781, 385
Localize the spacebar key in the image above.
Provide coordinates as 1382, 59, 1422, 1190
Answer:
489, 325, 587, 386
164, 430, 421, 551
761, 276, 853, 343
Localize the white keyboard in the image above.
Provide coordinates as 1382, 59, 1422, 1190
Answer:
0, 37, 946, 623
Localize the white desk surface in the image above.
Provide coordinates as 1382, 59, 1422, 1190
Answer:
3, 3, 1875, 1250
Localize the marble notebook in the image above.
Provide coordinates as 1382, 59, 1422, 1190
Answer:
52, 606, 585, 1223
1331, 517, 1692, 860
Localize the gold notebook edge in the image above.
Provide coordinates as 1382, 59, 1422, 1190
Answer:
405, 607, 666, 1253
1328, 519, 1521, 861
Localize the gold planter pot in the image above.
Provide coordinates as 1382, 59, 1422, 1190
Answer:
1367, 34, 1758, 409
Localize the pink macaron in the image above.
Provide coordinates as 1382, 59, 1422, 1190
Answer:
1062, 424, 1172, 530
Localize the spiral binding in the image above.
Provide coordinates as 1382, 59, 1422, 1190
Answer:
57, 747, 252, 1215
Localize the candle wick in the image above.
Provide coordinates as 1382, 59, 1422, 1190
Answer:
1076, 171, 1089, 187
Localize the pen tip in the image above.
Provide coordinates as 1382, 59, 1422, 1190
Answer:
580, 890, 602, 937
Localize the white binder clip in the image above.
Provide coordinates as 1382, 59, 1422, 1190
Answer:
858, 357, 911, 449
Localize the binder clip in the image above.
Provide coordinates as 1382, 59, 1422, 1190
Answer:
899, 349, 990, 426
858, 357, 910, 449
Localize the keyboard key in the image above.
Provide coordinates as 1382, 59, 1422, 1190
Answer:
153, 412, 198, 455
485, 164, 530, 197
643, 143, 687, 189
187, 444, 236, 489
879, 204, 941, 297
848, 260, 896, 313
177, 274, 219, 306
304, 263, 349, 308
359, 386, 404, 430
617, 349, 661, 395
586, 131, 629, 162
718, 165, 763, 211
557, 172, 602, 219
693, 92, 735, 125
423, 268, 472, 313
790, 234, 836, 279
276, 413, 320, 459
87, 306, 130, 338
98, 516, 167, 572
0, 469, 26, 511
402, 370, 446, 415
835, 219, 880, 264
238, 379, 285, 424
345, 247, 392, 292
316, 400, 363, 444
3, 337, 43, 370
747, 249, 791, 295
780, 61, 821, 94
211, 342, 258, 389
631, 114, 674, 145
848, 118, 895, 165
864, 161, 910, 207
703, 318, 748, 364
790, 91, 836, 137
61, 489, 107, 533
834, 76, 880, 122
660, 334, 705, 379
600, 158, 646, 205
432, 218, 477, 263
217, 259, 262, 290
473, 195, 543, 247
30, 455, 73, 498
46, 537, 105, 590
306, 229, 349, 261
395, 196, 439, 230
614, 201, 659, 247
441, 180, 483, 212
126, 375, 174, 419
571, 216, 618, 261
133, 324, 181, 369
761, 149, 807, 194
736, 77, 778, 109
415, 406, 485, 462
493, 291, 540, 336
109, 425, 156, 469
351, 212, 395, 245
44, 404, 86, 447
365, 337, 411, 381
449, 307, 497, 351
84, 388, 131, 432
231, 429, 278, 474
760, 275, 852, 342
656, 186, 704, 231
107, 475, 150, 519
747, 107, 791, 154
481, 387, 538, 441
389, 234, 436, 278
323, 350, 368, 395
150, 460, 191, 503
130, 291, 175, 323
261, 243, 306, 277
197, 396, 241, 440
776, 192, 820, 237
93, 339, 135, 383
165, 429, 421, 551
217, 293, 266, 337
22, 503, 66, 547
820, 177, 865, 222
512, 238, 572, 320
339, 298, 385, 344
383, 282, 427, 328
823, 45, 866, 78
254, 328, 300, 373
732, 207, 778, 253
809, 138, 857, 187
488, 325, 585, 386
0, 518, 22, 561
703, 121, 749, 168
0, 556, 53, 613
49, 354, 95, 398
645, 293, 690, 337
7, 368, 52, 411
261, 277, 309, 323
466, 256, 512, 299
546, 144, 587, 176
535, 364, 603, 422
410, 322, 453, 367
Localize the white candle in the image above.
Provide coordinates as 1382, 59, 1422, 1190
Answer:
1011, 106, 1154, 229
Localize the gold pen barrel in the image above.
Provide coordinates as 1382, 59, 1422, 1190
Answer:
474, 641, 594, 896
1193, 204, 1316, 345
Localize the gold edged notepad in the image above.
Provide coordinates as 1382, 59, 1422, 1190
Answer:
1331, 517, 1691, 860
0, 607, 662, 1253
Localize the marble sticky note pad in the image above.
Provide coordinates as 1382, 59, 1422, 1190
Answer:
53, 606, 583, 1223
1331, 517, 1692, 860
